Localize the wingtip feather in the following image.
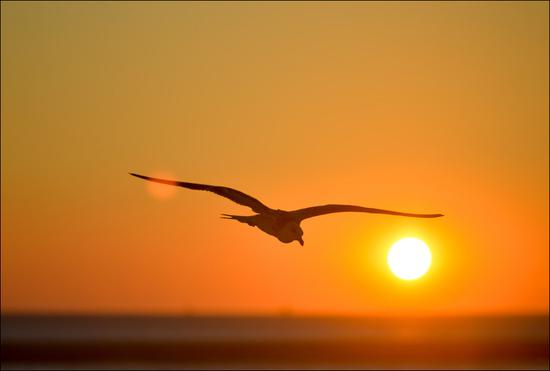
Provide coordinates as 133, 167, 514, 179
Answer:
129, 172, 147, 180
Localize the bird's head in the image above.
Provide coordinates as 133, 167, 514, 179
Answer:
290, 224, 304, 246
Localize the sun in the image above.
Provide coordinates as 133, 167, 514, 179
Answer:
387, 237, 432, 280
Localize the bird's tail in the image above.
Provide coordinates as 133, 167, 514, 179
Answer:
220, 214, 255, 227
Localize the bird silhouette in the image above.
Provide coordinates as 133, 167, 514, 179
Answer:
130, 173, 443, 246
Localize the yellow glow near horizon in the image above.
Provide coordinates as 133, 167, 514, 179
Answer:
387, 238, 432, 280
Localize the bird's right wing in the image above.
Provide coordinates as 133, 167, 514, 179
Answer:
130, 173, 272, 214
290, 204, 444, 221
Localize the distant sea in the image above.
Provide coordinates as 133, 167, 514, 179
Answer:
2, 314, 548, 370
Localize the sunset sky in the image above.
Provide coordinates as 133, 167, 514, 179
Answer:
1, 1, 548, 316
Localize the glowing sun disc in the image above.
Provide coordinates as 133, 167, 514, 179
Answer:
387, 237, 432, 280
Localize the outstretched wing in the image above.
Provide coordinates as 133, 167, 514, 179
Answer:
130, 173, 272, 214
290, 204, 443, 221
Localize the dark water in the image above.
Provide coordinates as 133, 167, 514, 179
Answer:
2, 314, 549, 369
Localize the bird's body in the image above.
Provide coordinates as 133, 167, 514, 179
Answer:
130, 173, 443, 246
222, 211, 304, 244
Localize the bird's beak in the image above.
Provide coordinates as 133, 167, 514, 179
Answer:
298, 238, 304, 246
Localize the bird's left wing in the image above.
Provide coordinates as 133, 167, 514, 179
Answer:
130, 173, 272, 214
290, 204, 444, 221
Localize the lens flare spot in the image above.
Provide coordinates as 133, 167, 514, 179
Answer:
146, 170, 178, 200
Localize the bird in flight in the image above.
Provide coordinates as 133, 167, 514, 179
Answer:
130, 173, 443, 246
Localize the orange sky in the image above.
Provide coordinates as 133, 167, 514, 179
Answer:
1, 2, 548, 316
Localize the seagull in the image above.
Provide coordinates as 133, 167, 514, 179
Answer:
130, 173, 443, 246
